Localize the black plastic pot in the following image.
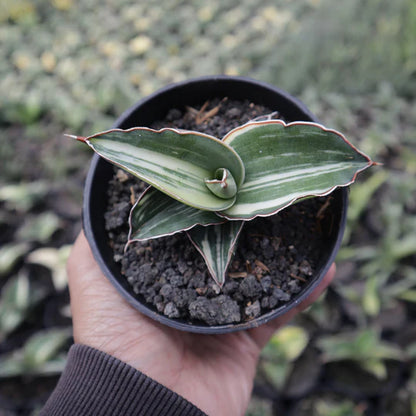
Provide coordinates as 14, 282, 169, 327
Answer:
83, 75, 348, 334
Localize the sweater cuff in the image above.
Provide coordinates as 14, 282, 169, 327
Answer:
40, 344, 206, 416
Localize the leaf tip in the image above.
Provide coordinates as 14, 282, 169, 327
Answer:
64, 133, 87, 142
371, 161, 383, 167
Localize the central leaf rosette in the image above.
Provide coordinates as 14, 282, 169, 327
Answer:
74, 120, 374, 286
205, 168, 238, 200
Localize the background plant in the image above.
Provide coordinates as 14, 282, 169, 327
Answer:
1, 0, 415, 414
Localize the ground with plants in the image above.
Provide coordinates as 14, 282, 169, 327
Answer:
0, 0, 415, 415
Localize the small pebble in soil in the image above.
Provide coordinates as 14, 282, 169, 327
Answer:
189, 295, 241, 326
164, 302, 180, 319
260, 275, 273, 294
245, 300, 261, 319
240, 274, 263, 300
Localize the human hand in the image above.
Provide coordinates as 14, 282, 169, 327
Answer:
68, 231, 335, 416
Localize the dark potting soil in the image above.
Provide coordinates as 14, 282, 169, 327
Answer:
104, 98, 333, 326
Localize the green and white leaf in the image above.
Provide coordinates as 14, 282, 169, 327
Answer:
0, 242, 29, 275
187, 221, 244, 287
23, 328, 71, 368
78, 127, 245, 211
221, 120, 374, 219
0, 328, 71, 377
27, 245, 72, 290
0, 181, 49, 212
0, 271, 48, 341
128, 187, 225, 241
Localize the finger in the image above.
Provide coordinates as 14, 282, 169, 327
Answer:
67, 231, 166, 329
248, 263, 336, 349
66, 232, 173, 369
67, 231, 104, 287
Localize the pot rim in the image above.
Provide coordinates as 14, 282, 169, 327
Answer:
83, 75, 348, 334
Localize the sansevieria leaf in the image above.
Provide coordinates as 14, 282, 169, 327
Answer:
72, 128, 245, 211
221, 120, 374, 219
187, 221, 244, 287
128, 187, 225, 242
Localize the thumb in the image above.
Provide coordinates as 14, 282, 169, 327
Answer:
67, 231, 132, 343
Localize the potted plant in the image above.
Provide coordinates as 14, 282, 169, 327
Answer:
73, 76, 374, 334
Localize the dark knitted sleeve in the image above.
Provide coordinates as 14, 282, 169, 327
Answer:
39, 344, 207, 416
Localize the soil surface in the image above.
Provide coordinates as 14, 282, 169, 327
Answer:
104, 98, 333, 326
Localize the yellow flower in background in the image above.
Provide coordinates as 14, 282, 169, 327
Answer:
51, 0, 74, 11
99, 41, 121, 58
41, 51, 57, 72
198, 6, 214, 22
13, 52, 32, 71
129, 35, 153, 55
0, 0, 35, 23
261, 6, 292, 25
224, 65, 240, 76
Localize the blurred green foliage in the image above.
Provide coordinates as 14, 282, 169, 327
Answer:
259, 326, 309, 390
1, 0, 415, 414
0, 328, 71, 377
0, 271, 47, 342
262, 0, 416, 97
296, 397, 366, 416
1, 0, 415, 131
317, 329, 403, 379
